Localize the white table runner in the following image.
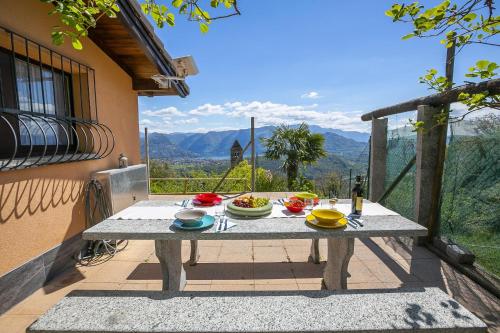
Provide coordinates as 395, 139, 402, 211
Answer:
109, 201, 398, 220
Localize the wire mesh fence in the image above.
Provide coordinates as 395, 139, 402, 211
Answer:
379, 113, 499, 277
439, 115, 499, 276
380, 123, 417, 220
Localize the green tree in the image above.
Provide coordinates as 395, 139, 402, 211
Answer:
261, 123, 327, 189
386, 1, 499, 122
40, 0, 240, 49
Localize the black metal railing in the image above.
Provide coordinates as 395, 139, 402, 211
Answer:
0, 26, 114, 171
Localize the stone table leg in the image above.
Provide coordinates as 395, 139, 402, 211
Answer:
155, 240, 186, 291
309, 239, 320, 264
189, 240, 199, 266
323, 238, 354, 290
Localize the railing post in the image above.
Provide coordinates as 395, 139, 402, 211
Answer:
250, 117, 256, 192
368, 118, 387, 202
144, 127, 150, 194
183, 178, 188, 194
414, 104, 443, 242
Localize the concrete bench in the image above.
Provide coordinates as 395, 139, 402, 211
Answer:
27, 288, 487, 332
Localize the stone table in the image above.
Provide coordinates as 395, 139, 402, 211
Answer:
83, 200, 427, 291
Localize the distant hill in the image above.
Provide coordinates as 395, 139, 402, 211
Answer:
141, 125, 369, 160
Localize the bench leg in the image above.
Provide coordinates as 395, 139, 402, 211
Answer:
189, 240, 199, 266
155, 240, 187, 291
308, 239, 320, 264
323, 238, 354, 290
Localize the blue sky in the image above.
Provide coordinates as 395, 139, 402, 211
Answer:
139, 0, 498, 134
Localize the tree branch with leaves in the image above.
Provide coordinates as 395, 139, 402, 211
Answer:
41, 0, 240, 49
386, 0, 499, 122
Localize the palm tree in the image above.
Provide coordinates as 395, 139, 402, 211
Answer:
261, 123, 327, 189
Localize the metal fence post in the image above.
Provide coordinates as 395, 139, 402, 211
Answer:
368, 118, 388, 202
144, 127, 150, 194
251, 117, 256, 192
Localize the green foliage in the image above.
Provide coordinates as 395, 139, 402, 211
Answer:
261, 123, 327, 189
290, 174, 315, 193
41, 0, 239, 49
315, 171, 344, 198
387, 0, 499, 118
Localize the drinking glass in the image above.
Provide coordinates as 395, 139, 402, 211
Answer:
329, 197, 338, 210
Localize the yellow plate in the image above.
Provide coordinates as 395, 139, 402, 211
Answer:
295, 192, 318, 200
306, 214, 348, 229
311, 209, 344, 224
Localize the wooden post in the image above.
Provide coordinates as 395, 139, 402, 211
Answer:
183, 178, 188, 194
144, 127, 150, 194
426, 41, 455, 241
250, 117, 256, 192
368, 118, 387, 202
414, 105, 443, 242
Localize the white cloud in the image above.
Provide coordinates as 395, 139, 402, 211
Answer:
191, 100, 369, 132
142, 106, 185, 117
301, 91, 321, 99
140, 100, 372, 133
189, 103, 226, 116
173, 117, 199, 125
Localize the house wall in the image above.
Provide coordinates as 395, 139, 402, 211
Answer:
0, 0, 141, 276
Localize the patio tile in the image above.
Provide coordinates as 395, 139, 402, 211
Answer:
290, 262, 325, 279
222, 240, 253, 247
254, 283, 299, 291
283, 246, 310, 263
6, 283, 76, 315
210, 284, 255, 291
184, 284, 211, 291
253, 246, 287, 262
409, 259, 449, 282
218, 246, 253, 263
198, 247, 221, 262
126, 263, 162, 282
198, 240, 224, 247
254, 263, 294, 280
346, 260, 380, 283
295, 277, 323, 284
297, 283, 323, 290
254, 278, 296, 285
120, 283, 149, 290
88, 261, 141, 283
146, 282, 163, 290
348, 282, 403, 290
0, 314, 39, 333
283, 239, 311, 247
253, 240, 284, 247
364, 260, 420, 283
76, 282, 123, 290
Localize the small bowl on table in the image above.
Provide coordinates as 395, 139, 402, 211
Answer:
284, 200, 306, 213
175, 209, 206, 226
311, 209, 344, 225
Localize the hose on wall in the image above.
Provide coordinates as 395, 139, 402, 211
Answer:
77, 179, 128, 266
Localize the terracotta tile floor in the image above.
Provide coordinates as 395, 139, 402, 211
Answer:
1, 237, 499, 332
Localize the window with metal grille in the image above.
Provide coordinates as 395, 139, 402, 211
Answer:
0, 26, 114, 171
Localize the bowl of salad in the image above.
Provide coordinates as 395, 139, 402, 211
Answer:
227, 196, 273, 217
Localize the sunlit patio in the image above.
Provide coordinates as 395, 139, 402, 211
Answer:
0, 194, 498, 333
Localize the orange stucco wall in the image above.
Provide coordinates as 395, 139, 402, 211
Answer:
0, 0, 141, 276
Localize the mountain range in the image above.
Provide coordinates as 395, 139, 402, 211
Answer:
140, 125, 369, 161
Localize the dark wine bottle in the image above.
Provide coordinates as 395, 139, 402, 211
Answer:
351, 175, 363, 215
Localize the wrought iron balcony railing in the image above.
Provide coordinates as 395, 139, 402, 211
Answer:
0, 26, 114, 171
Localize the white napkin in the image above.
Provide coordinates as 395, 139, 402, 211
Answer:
110, 205, 219, 220
214, 219, 237, 232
